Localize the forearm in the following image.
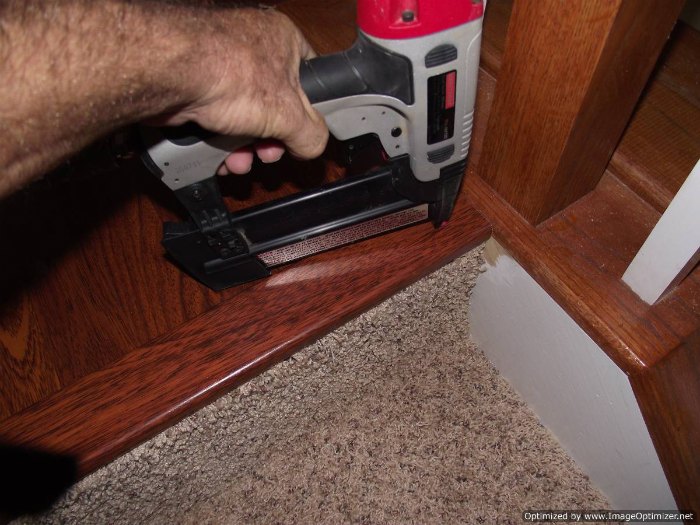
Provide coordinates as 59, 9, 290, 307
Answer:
0, 1, 266, 197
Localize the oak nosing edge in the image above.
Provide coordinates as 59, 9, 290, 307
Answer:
0, 208, 490, 476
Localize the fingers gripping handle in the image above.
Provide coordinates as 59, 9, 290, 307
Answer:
142, 34, 413, 190
142, 73, 320, 190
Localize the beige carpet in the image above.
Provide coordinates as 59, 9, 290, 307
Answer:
18, 246, 609, 524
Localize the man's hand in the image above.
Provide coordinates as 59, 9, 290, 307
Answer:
150, 8, 328, 175
0, 2, 329, 198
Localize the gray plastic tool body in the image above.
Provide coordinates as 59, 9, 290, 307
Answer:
143, 19, 482, 189
140, 16, 483, 290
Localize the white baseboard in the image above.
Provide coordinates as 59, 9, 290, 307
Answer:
469, 239, 675, 510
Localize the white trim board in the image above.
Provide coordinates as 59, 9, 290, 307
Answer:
623, 157, 700, 304
469, 239, 675, 510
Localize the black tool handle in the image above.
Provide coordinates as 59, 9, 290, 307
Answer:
158, 34, 413, 147
299, 33, 412, 105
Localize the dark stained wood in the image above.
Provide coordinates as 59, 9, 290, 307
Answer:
478, 0, 685, 224
631, 330, 700, 513
0, 0, 502, 422
538, 173, 660, 279
467, 171, 700, 373
610, 81, 700, 213
499, 14, 700, 222
541, 173, 700, 349
609, 22, 700, 213
0, 203, 489, 476
4, 0, 696, 506
0, 0, 490, 475
0, 168, 223, 418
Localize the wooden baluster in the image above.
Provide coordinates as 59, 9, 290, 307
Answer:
478, 0, 685, 224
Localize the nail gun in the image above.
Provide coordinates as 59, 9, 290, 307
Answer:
140, 0, 484, 290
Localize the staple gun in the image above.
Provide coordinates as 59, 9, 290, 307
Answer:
141, 0, 484, 290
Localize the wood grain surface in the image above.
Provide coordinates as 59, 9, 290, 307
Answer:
631, 329, 700, 513
0, 0, 512, 422
0, 162, 223, 419
0, 0, 490, 475
609, 22, 700, 213
478, 0, 685, 224
467, 171, 699, 373
656, 22, 700, 108
0, 204, 489, 476
5, 0, 696, 506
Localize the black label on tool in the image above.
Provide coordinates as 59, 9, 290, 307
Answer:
427, 70, 456, 145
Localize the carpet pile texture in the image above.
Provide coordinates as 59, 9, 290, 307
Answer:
19, 247, 609, 524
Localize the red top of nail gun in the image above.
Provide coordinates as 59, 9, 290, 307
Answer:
357, 0, 483, 40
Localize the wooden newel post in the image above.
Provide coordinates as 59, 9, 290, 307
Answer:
478, 0, 684, 225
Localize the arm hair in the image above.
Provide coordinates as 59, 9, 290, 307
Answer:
0, 1, 249, 197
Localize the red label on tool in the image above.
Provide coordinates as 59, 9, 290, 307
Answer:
427, 70, 456, 144
444, 71, 456, 110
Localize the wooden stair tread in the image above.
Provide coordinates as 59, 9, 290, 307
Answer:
469, 9, 700, 371
0, 0, 490, 476
609, 21, 700, 212
468, 170, 700, 373
0, 200, 490, 476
